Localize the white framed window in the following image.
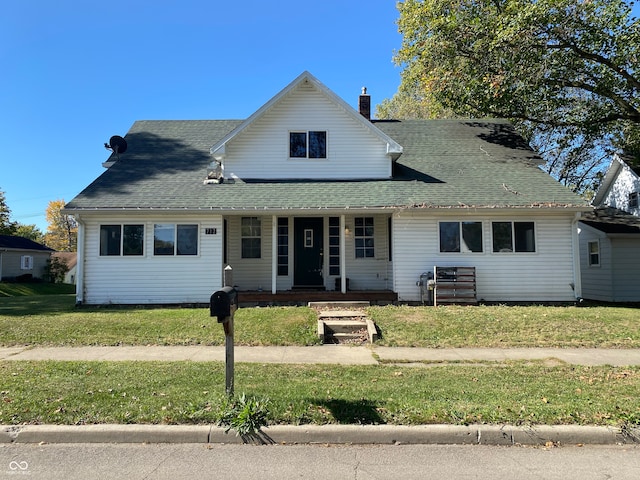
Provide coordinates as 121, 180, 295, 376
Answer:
492, 221, 536, 253
20, 255, 33, 270
100, 224, 144, 256
241, 217, 261, 259
588, 240, 600, 267
629, 192, 638, 209
355, 217, 374, 258
439, 221, 483, 253
289, 131, 327, 159
153, 224, 198, 256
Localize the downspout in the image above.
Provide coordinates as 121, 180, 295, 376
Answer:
75, 216, 85, 305
571, 212, 583, 301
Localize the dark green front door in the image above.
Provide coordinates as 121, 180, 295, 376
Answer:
294, 218, 324, 287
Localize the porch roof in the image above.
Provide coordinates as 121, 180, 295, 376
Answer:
65, 119, 588, 214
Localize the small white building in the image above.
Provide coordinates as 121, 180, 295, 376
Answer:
65, 72, 589, 305
0, 235, 54, 281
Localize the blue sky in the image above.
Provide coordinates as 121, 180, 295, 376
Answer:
1, 0, 403, 231
2, 2, 638, 233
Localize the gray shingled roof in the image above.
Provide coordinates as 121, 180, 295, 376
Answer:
580, 207, 640, 234
65, 119, 588, 213
0, 235, 54, 251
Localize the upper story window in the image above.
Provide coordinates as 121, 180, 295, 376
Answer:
439, 221, 483, 253
154, 224, 198, 256
100, 224, 144, 256
290, 131, 327, 159
492, 221, 536, 253
629, 191, 638, 209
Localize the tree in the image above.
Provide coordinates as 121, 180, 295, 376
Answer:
45, 199, 77, 252
0, 189, 18, 235
391, 0, 639, 191
15, 224, 45, 244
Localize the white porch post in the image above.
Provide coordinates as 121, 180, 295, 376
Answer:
272, 215, 277, 294
340, 214, 346, 294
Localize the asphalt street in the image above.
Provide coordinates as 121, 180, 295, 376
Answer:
2, 443, 639, 480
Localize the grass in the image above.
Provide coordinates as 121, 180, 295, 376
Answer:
1, 361, 639, 427
1, 292, 639, 427
1, 294, 639, 348
0, 282, 76, 297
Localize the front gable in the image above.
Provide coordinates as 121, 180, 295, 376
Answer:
593, 154, 640, 216
210, 71, 402, 180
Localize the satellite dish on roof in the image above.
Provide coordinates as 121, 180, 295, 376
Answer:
104, 135, 128, 160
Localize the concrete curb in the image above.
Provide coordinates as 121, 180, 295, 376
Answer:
3, 424, 638, 446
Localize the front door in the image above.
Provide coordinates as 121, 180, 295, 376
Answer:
294, 218, 324, 288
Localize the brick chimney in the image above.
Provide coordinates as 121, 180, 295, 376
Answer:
358, 87, 371, 120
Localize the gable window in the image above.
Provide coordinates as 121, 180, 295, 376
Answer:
629, 192, 639, 209
492, 222, 535, 253
588, 240, 600, 267
241, 217, 261, 259
355, 217, 374, 258
100, 225, 144, 256
289, 131, 327, 158
153, 224, 198, 256
439, 221, 483, 253
20, 255, 33, 270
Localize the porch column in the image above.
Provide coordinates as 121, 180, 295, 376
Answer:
272, 215, 277, 294
340, 215, 346, 294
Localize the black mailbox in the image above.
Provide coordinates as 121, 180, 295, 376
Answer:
210, 286, 238, 322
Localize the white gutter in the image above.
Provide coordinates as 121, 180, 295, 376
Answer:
75, 216, 85, 305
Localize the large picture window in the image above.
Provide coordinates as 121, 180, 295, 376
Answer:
492, 222, 535, 253
439, 221, 483, 253
289, 131, 327, 158
100, 224, 144, 256
355, 217, 374, 258
241, 217, 261, 259
153, 224, 198, 256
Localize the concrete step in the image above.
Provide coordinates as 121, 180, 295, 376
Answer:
318, 311, 367, 319
322, 320, 368, 334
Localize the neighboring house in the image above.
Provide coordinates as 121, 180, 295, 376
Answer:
578, 154, 640, 302
65, 71, 589, 305
51, 252, 78, 284
0, 235, 55, 281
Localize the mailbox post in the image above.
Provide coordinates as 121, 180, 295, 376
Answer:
210, 286, 238, 397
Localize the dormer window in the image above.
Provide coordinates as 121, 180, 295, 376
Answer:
290, 131, 326, 159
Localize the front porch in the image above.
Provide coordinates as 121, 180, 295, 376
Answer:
237, 289, 397, 306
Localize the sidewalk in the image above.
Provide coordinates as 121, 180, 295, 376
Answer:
3, 345, 640, 446
2, 345, 640, 366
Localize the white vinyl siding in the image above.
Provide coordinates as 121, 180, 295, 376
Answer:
578, 224, 613, 302
393, 212, 577, 302
610, 238, 640, 302
222, 82, 391, 180
81, 214, 223, 304
602, 163, 640, 216
225, 216, 273, 291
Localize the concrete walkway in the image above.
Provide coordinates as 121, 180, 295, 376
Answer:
3, 345, 640, 446
2, 345, 640, 366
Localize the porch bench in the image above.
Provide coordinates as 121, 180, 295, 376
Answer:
434, 266, 477, 306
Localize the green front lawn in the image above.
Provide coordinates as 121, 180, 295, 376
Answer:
2, 361, 639, 427
0, 294, 638, 348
